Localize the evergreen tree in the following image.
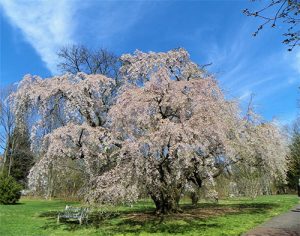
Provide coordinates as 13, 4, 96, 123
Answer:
287, 133, 300, 191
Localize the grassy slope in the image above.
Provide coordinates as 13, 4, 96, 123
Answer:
0, 195, 298, 236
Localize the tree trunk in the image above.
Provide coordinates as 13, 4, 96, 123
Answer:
2, 146, 8, 174
7, 138, 16, 176
8, 154, 13, 176
46, 163, 54, 200
151, 156, 185, 214
150, 192, 182, 214
190, 191, 199, 205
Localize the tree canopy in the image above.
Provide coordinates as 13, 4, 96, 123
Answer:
10, 48, 288, 213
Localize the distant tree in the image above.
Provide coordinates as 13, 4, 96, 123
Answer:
0, 85, 17, 175
286, 120, 300, 191
244, 0, 300, 50
57, 45, 120, 78
8, 128, 34, 187
0, 85, 34, 186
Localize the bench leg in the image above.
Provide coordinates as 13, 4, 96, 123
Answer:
57, 215, 60, 224
79, 218, 82, 225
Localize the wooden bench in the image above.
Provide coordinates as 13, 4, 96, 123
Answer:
57, 205, 89, 225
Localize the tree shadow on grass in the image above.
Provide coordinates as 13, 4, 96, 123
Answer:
38, 201, 279, 234
1, 202, 25, 205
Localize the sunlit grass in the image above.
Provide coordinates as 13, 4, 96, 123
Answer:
0, 195, 298, 236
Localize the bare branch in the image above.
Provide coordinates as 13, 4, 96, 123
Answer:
57, 45, 120, 78
244, 0, 300, 50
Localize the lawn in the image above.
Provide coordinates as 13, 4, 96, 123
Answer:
0, 195, 298, 236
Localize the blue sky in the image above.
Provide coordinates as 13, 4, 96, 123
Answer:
0, 0, 299, 124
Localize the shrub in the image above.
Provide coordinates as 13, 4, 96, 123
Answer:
0, 173, 22, 204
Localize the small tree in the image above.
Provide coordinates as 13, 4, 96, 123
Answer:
0, 173, 22, 204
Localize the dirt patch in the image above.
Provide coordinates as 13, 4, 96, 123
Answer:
122, 206, 240, 222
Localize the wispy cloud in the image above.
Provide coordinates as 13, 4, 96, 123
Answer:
0, 0, 147, 74
0, 0, 78, 74
209, 29, 299, 102
239, 90, 252, 101
192, 21, 300, 121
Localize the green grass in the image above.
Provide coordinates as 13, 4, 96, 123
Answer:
0, 195, 298, 236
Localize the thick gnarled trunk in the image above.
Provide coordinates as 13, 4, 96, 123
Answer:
190, 191, 199, 205
150, 190, 182, 214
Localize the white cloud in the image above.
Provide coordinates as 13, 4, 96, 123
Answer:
0, 0, 148, 74
0, 0, 77, 74
239, 90, 252, 101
